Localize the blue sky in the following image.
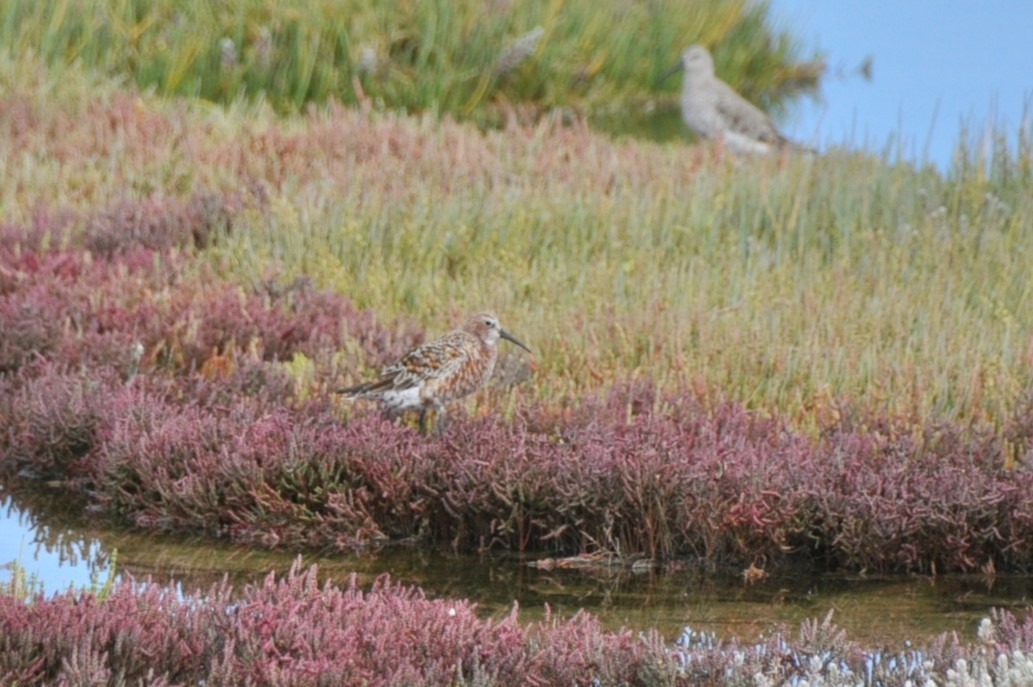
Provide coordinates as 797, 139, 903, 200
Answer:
768, 0, 1032, 169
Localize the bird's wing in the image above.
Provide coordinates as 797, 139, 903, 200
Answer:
713, 80, 787, 145
338, 331, 476, 397
383, 331, 473, 386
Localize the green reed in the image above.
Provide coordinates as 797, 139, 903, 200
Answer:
0, 0, 820, 129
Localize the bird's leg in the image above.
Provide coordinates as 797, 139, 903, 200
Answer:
418, 406, 429, 435
435, 405, 447, 435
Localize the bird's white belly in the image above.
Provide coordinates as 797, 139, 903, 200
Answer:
378, 387, 423, 411
723, 131, 772, 155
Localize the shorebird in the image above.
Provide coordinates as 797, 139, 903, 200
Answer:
338, 311, 531, 434
659, 44, 810, 155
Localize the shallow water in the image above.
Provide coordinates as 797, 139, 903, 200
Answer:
2, 484, 1030, 646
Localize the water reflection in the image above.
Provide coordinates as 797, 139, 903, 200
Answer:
0, 486, 113, 593
2, 483, 1030, 645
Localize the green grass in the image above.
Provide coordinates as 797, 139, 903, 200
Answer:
1, 19, 1031, 431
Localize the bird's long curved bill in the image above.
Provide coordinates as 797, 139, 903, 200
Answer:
656, 61, 683, 84
500, 329, 532, 353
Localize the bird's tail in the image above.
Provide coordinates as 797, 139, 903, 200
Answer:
337, 377, 393, 399
779, 134, 818, 155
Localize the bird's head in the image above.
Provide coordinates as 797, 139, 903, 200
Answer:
681, 44, 715, 77
658, 43, 715, 84
465, 311, 531, 352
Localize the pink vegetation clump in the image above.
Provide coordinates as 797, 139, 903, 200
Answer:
1, 562, 1032, 686
0, 364, 124, 480
53, 379, 1033, 573
80, 190, 241, 256
0, 198, 417, 378
0, 563, 673, 686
